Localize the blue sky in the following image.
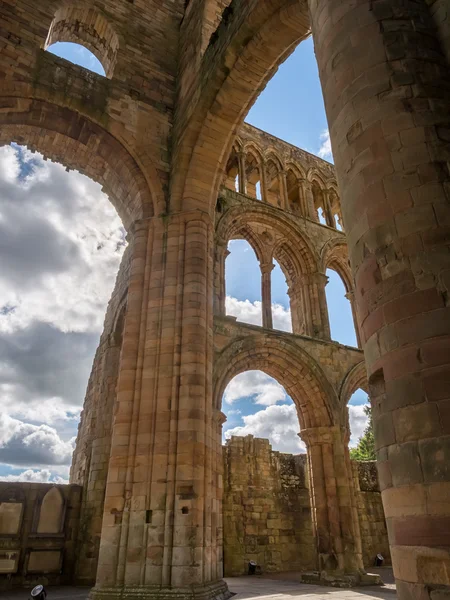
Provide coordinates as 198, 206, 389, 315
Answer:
0, 40, 368, 483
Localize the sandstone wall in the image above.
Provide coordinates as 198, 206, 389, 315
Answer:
354, 462, 391, 568
0, 483, 82, 590
223, 436, 316, 576
223, 436, 390, 576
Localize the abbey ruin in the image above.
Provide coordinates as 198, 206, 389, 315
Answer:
0, 1, 449, 600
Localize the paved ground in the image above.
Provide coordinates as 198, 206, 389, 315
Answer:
0, 569, 396, 600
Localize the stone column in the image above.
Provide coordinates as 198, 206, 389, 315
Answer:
90, 213, 229, 600
288, 273, 331, 340
260, 160, 268, 203
307, 272, 331, 340
303, 180, 317, 221
323, 190, 335, 228
280, 169, 289, 210
345, 290, 362, 349
310, 0, 450, 598
261, 260, 274, 329
214, 239, 229, 317
300, 425, 364, 576
296, 177, 307, 216
237, 151, 246, 195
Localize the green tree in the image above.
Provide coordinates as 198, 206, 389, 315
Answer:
349, 405, 376, 461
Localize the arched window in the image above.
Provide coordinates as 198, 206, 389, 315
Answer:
265, 158, 282, 207
286, 169, 302, 214
224, 147, 240, 192
347, 388, 371, 453
328, 188, 343, 231
225, 240, 262, 326
37, 487, 64, 534
243, 150, 262, 200
47, 42, 106, 77
271, 259, 292, 332
45, 5, 119, 78
325, 268, 357, 346
312, 182, 327, 225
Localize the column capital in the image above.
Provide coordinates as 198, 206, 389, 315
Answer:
345, 289, 355, 301
213, 409, 227, 426
299, 425, 345, 447
260, 260, 275, 274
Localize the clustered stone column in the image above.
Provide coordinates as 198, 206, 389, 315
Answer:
345, 290, 362, 349
214, 239, 229, 317
310, 0, 450, 598
90, 212, 229, 600
288, 272, 331, 339
260, 260, 275, 329
300, 426, 364, 576
237, 151, 246, 195
288, 273, 331, 340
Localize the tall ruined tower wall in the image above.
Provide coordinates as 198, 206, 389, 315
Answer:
1, 1, 449, 599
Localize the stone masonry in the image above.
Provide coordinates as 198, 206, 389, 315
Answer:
223, 436, 390, 576
1, 1, 449, 599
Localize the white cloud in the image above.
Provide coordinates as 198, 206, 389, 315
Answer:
224, 370, 288, 407
0, 413, 74, 467
0, 144, 125, 473
225, 403, 305, 454
348, 404, 370, 448
225, 296, 292, 331
0, 145, 126, 336
0, 468, 68, 484
318, 129, 333, 161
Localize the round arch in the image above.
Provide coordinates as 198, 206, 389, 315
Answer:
0, 99, 157, 229
213, 333, 339, 430
226, 224, 266, 264
216, 203, 318, 277
173, 0, 310, 213
45, 4, 121, 78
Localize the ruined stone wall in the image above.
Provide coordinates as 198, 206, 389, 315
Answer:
70, 244, 131, 584
354, 462, 391, 569
223, 436, 390, 575
0, 483, 82, 590
222, 436, 317, 576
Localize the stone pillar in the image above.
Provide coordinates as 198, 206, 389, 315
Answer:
288, 272, 331, 340
90, 213, 229, 600
300, 426, 364, 576
237, 151, 246, 195
214, 239, 229, 317
260, 160, 268, 203
261, 260, 274, 329
310, 0, 450, 597
280, 170, 289, 210
323, 190, 335, 228
303, 180, 317, 221
345, 290, 362, 349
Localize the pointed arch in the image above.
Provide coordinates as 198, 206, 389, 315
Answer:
321, 238, 353, 293
340, 362, 368, 408
216, 203, 318, 278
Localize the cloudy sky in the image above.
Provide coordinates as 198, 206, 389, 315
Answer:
0, 39, 368, 482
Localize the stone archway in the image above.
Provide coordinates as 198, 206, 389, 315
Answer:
213, 333, 364, 575
0, 100, 156, 229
